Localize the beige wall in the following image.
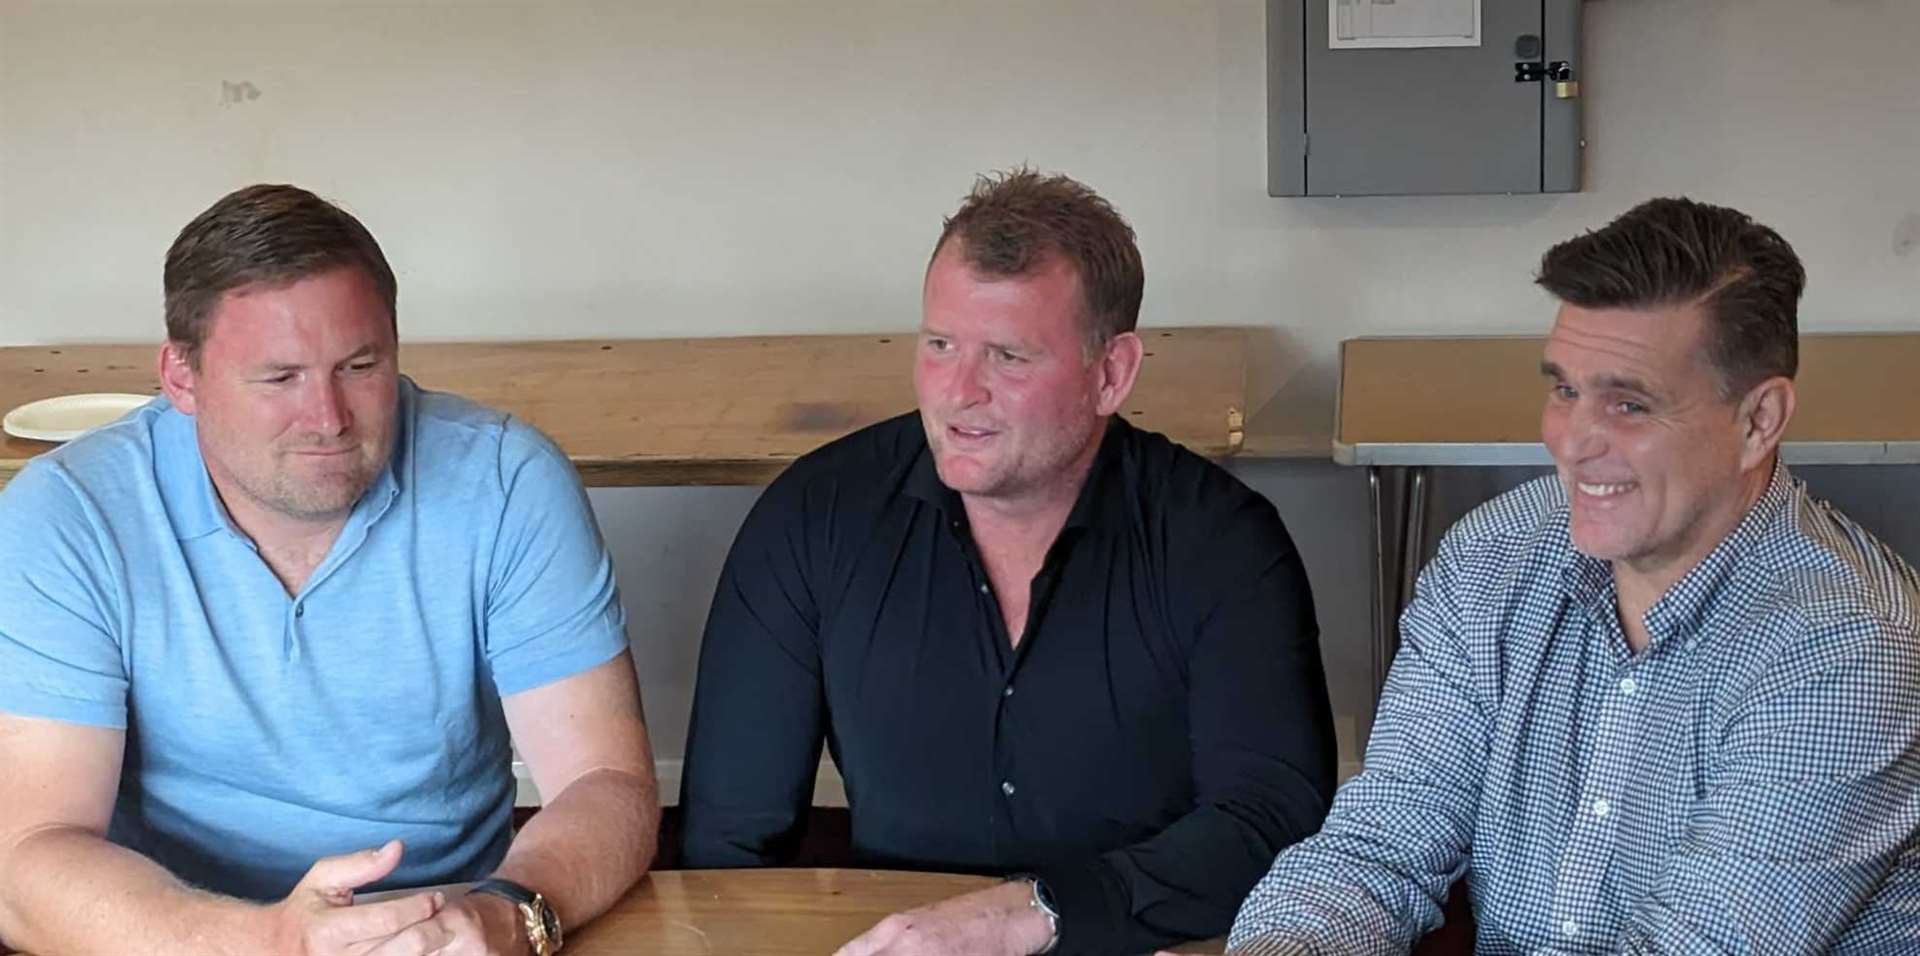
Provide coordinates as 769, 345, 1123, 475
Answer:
6, 0, 1919, 795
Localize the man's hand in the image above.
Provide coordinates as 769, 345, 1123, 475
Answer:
834, 880, 1054, 956
258, 840, 451, 955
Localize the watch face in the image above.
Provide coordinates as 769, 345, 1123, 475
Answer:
1031, 878, 1059, 915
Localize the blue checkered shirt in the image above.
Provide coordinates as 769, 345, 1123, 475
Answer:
1229, 465, 1920, 954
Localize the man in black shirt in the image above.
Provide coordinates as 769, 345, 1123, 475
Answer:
680, 169, 1335, 955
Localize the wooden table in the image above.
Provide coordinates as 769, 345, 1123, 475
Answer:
0, 868, 1225, 955
0, 329, 1257, 490
1337, 332, 1920, 716
567, 869, 1226, 955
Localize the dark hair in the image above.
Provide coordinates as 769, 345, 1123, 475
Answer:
1536, 196, 1804, 397
164, 184, 397, 363
931, 167, 1144, 349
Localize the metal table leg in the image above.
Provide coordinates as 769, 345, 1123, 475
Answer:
1364, 464, 1432, 750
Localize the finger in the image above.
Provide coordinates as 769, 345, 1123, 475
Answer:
833, 919, 895, 956
299, 840, 407, 899
321, 891, 445, 946
358, 912, 457, 956
832, 932, 873, 956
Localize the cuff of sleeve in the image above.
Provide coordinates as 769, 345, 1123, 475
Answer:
488, 620, 627, 697
0, 685, 125, 729
1029, 860, 1131, 956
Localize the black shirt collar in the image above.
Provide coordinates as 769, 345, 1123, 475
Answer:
904, 416, 1126, 534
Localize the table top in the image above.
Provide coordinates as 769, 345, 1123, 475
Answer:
0, 328, 1273, 490
568, 868, 1226, 955
1335, 332, 1920, 466
0, 869, 1220, 955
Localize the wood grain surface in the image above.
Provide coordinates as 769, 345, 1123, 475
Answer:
0, 329, 1256, 488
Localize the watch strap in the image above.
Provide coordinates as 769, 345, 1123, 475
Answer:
469, 878, 562, 955
469, 878, 537, 906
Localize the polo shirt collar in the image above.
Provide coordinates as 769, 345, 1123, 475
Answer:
153, 383, 410, 543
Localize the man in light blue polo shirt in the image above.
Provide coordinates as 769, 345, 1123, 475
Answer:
0, 184, 658, 956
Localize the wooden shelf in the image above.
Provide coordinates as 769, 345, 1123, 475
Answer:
1, 328, 1260, 488
1335, 332, 1920, 466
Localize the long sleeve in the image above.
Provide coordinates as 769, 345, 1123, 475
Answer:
1034, 495, 1338, 955
679, 474, 830, 867
1622, 614, 1920, 952
1227, 528, 1488, 956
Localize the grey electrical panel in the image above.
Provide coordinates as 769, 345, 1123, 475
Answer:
1268, 0, 1583, 196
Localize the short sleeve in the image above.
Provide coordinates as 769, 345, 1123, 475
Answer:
0, 460, 129, 727
481, 420, 628, 696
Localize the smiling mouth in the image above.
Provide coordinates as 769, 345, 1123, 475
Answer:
946, 425, 998, 441
1576, 481, 1636, 498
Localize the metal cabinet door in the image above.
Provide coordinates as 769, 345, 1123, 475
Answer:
1271, 1, 1559, 196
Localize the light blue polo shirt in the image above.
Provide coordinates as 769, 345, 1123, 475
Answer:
0, 378, 628, 900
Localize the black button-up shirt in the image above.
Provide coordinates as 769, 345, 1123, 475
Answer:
681, 413, 1335, 954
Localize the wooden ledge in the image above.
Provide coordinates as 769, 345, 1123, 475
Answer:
0, 328, 1265, 489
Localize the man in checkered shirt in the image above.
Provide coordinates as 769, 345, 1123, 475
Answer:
1224, 198, 1920, 954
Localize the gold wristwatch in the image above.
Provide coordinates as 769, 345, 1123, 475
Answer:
469, 878, 563, 956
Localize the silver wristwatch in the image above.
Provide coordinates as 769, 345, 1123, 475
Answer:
1008, 874, 1060, 954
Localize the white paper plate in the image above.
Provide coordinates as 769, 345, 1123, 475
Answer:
2, 393, 153, 442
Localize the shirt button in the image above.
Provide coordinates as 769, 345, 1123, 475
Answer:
1619, 677, 1638, 695
1003, 685, 1014, 698
1593, 799, 1612, 819
979, 583, 990, 595
1001, 780, 1016, 796
294, 605, 304, 618
1562, 919, 1579, 937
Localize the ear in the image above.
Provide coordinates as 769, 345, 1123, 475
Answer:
1092, 331, 1145, 417
1736, 375, 1796, 471
157, 341, 201, 416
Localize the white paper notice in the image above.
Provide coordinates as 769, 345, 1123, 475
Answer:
1330, 0, 1481, 49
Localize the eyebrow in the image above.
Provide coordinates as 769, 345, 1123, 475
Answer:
1539, 362, 1661, 400
250, 344, 383, 374
1595, 373, 1659, 400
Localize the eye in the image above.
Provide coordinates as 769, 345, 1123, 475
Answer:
345, 361, 377, 374
263, 373, 295, 385
923, 336, 951, 353
1551, 383, 1577, 401
994, 347, 1025, 364
1615, 400, 1649, 415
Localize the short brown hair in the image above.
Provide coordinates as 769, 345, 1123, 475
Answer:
931, 168, 1144, 349
164, 184, 397, 363
1536, 197, 1804, 397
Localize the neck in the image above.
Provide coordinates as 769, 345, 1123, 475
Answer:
1613, 456, 1775, 635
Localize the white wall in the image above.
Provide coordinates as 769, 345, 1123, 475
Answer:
6, 0, 1919, 793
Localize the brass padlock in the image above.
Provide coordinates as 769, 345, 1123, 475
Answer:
1555, 80, 1580, 99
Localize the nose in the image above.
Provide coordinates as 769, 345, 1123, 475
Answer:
301, 376, 353, 437
946, 349, 991, 409
1545, 398, 1605, 467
